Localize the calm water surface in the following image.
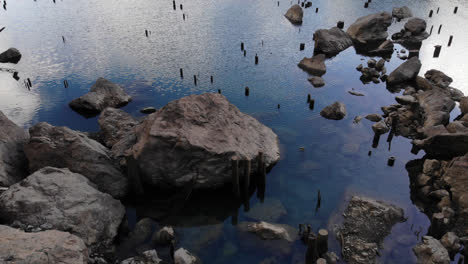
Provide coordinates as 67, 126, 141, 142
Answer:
1, 0, 467, 263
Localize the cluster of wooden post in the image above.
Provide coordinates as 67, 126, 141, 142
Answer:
231, 152, 266, 205
300, 225, 329, 264
63, 79, 69, 88
24, 78, 32, 90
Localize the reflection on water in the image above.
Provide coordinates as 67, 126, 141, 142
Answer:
1, 0, 466, 262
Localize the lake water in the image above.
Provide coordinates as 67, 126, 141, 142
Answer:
1, 0, 467, 263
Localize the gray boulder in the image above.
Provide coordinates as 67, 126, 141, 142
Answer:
284, 5, 303, 24
392, 6, 413, 20
131, 93, 280, 190
0, 47, 22, 63
0, 111, 28, 187
413, 236, 450, 264
0, 225, 88, 264
440, 232, 461, 255
0, 167, 125, 249
69, 78, 132, 117
313, 27, 353, 56
347, 12, 392, 47
387, 56, 421, 86
298, 54, 326, 76
320, 102, 346, 120
24, 122, 128, 198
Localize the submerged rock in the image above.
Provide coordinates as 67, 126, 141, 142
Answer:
69, 78, 132, 117
121, 250, 162, 264
308, 76, 325, 87
347, 12, 392, 48
320, 102, 347, 120
0, 167, 125, 250
237, 221, 297, 242
392, 6, 413, 20
336, 196, 405, 264
298, 54, 326, 76
386, 56, 421, 86
131, 93, 280, 190
245, 199, 287, 222
0, 111, 29, 187
313, 27, 353, 56
0, 47, 22, 63
368, 39, 394, 56
24, 122, 128, 198
174, 248, 200, 264
284, 4, 303, 25
0, 225, 88, 264
413, 236, 450, 264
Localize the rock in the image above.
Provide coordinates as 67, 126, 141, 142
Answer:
441, 154, 468, 214
0, 167, 125, 249
24, 122, 128, 198
298, 54, 326, 76
375, 59, 385, 71
347, 12, 392, 47
0, 225, 88, 264
131, 93, 280, 190
440, 232, 461, 255
124, 218, 154, 247
368, 39, 394, 56
392, 6, 413, 20
372, 77, 380, 84
387, 56, 421, 86
413, 236, 450, 264
323, 252, 339, 264
405, 18, 427, 35
367, 59, 376, 68
0, 47, 22, 63
415, 76, 434, 91
313, 27, 353, 56
449, 87, 464, 102
320, 102, 346, 120
237, 221, 297, 242
372, 120, 389, 135
69, 78, 132, 117
0, 111, 29, 187
99, 107, 138, 147
348, 90, 365, 96
424, 70, 453, 89
284, 4, 303, 24
308, 76, 325, 87
337, 196, 405, 264
174, 248, 200, 264
356, 64, 363, 71
429, 190, 450, 200
121, 250, 162, 264
396, 95, 417, 105
460, 97, 468, 114
244, 199, 287, 222
417, 88, 455, 129
140, 107, 157, 114
446, 121, 468, 134
151, 226, 175, 246
365, 114, 382, 122
413, 133, 468, 158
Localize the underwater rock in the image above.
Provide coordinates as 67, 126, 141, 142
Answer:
237, 221, 297, 242
151, 226, 175, 246
348, 90, 365, 96
368, 39, 394, 56
347, 12, 392, 48
308, 76, 325, 87
120, 250, 162, 264
0, 47, 22, 63
392, 6, 413, 20
69, 78, 132, 117
174, 248, 200, 264
320, 102, 347, 120
0, 111, 29, 187
386, 56, 421, 86
131, 93, 280, 190
0, 225, 88, 264
24, 122, 128, 198
284, 4, 303, 24
298, 54, 326, 76
413, 236, 450, 264
244, 199, 287, 222
313, 27, 353, 56
0, 167, 125, 250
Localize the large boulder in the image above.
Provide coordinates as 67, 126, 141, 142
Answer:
298, 54, 326, 76
0, 225, 88, 264
284, 5, 303, 25
413, 236, 450, 264
392, 6, 413, 20
0, 47, 22, 63
386, 56, 421, 86
320, 102, 347, 120
346, 12, 392, 47
313, 27, 353, 56
0, 167, 125, 249
131, 93, 280, 190
0, 111, 28, 187
69, 78, 132, 117
24, 122, 128, 198
336, 196, 405, 264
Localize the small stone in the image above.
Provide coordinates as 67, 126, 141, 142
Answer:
356, 64, 364, 71
367, 59, 377, 68
372, 120, 389, 135
365, 114, 382, 122
320, 102, 347, 120
308, 77, 325, 88
140, 107, 157, 114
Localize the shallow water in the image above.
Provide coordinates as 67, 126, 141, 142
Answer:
1, 0, 467, 263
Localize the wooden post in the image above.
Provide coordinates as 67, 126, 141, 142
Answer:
437, 7, 440, 14
180, 68, 183, 78
364, 2, 368, 8
277, 1, 279, 6
12, 71, 19, 80
448, 35, 453, 46
244, 50, 246, 57
243, 159, 251, 195
173, 0, 176, 10
429, 10, 433, 17
305, 234, 319, 264
438, 24, 442, 34
27, 78, 32, 87
210, 75, 213, 83
454, 7, 458, 14
145, 30, 148, 37
433, 45, 442, 58
218, 89, 221, 94
193, 75, 197, 86
257, 153, 266, 202
316, 190, 321, 211
315, 7, 318, 12
245, 87, 250, 96
387, 157, 396, 166
307, 94, 311, 103
180, 4, 183, 10
183, 14, 185, 20
368, 150, 372, 156
317, 229, 328, 256
430, 25, 434, 35
430, 212, 445, 238
241, 42, 244, 51
300, 43, 305, 50
255, 54, 259, 65
309, 99, 315, 110
337, 21, 344, 29
372, 133, 380, 148
232, 158, 240, 198
277, 104, 280, 109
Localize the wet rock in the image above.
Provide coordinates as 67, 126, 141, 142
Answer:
131, 93, 280, 190
24, 122, 128, 198
69, 78, 132, 117
424, 70, 453, 89
313, 27, 353, 56
151, 226, 175, 246
320, 102, 347, 120
0, 167, 125, 250
413, 236, 450, 264
368, 39, 394, 56
396, 95, 417, 105
405, 18, 427, 35
99, 107, 138, 147
417, 88, 455, 129
367, 59, 376, 68
0, 225, 88, 264
244, 199, 287, 222
174, 248, 200, 264
237, 221, 297, 242
365, 114, 382, 122
375, 59, 385, 71
336, 196, 405, 264
356, 64, 363, 71
347, 12, 392, 48
284, 5, 303, 24
0, 47, 22, 63
308, 76, 325, 87
392, 18, 429, 49
298, 54, 326, 76
441, 154, 468, 217
372, 120, 390, 135
0, 111, 29, 187
387, 56, 421, 86
440, 232, 461, 255
392, 6, 413, 20
140, 107, 157, 114
121, 250, 162, 264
